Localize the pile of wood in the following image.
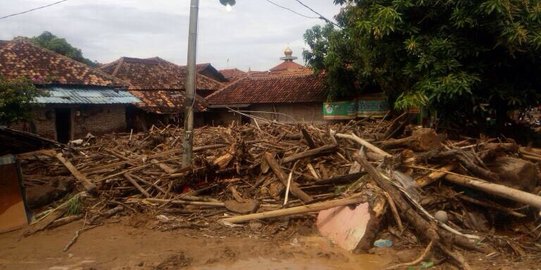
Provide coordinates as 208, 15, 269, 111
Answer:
19, 115, 541, 268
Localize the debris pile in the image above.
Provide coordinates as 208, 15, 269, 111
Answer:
18, 114, 541, 268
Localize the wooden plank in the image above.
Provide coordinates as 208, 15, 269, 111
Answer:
55, 153, 97, 193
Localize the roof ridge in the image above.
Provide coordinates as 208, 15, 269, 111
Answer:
205, 76, 247, 101
2, 39, 128, 87
112, 57, 124, 77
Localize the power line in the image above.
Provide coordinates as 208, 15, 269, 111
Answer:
265, 0, 319, 19
0, 0, 71, 20
294, 0, 341, 28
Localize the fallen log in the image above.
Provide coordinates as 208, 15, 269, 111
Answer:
282, 144, 338, 164
301, 127, 316, 149
264, 152, 313, 203
380, 128, 442, 152
335, 133, 391, 158
151, 159, 177, 174
486, 156, 539, 191
145, 198, 225, 207
315, 172, 365, 185
457, 194, 526, 218
444, 173, 541, 209
213, 143, 237, 169
124, 173, 150, 198
48, 214, 83, 229
55, 153, 97, 193
353, 151, 477, 269
219, 196, 364, 224
415, 164, 456, 188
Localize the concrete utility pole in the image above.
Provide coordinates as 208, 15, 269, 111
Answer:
182, 0, 199, 166
182, 0, 235, 166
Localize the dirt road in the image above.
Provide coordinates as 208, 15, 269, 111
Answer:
0, 219, 387, 270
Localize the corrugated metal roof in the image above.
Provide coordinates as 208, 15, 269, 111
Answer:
35, 87, 140, 104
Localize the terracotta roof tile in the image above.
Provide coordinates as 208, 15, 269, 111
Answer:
206, 73, 327, 105
100, 57, 223, 90
196, 63, 227, 82
269, 61, 308, 73
219, 68, 247, 82
101, 57, 221, 114
130, 90, 207, 114
0, 39, 125, 87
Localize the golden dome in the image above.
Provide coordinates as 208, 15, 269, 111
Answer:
284, 47, 293, 57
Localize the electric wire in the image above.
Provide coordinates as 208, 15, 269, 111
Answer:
294, 0, 342, 28
265, 0, 319, 19
0, 0, 71, 20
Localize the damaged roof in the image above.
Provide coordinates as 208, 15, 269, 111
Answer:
0, 126, 60, 155
100, 57, 222, 113
219, 68, 247, 82
0, 38, 125, 87
129, 90, 207, 114
100, 57, 223, 91
206, 73, 327, 106
196, 63, 228, 82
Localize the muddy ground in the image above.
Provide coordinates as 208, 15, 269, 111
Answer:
1, 214, 540, 270
0, 216, 387, 270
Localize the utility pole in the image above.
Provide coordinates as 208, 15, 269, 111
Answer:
182, 0, 199, 166
182, 0, 235, 166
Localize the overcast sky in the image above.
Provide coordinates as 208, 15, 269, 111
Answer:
0, 0, 342, 71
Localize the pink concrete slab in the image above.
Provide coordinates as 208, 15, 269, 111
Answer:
316, 203, 371, 251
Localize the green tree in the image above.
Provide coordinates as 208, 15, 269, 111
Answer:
30, 31, 98, 67
0, 76, 40, 125
304, 0, 541, 129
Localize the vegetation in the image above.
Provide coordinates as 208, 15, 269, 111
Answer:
0, 76, 40, 125
304, 0, 541, 129
31, 31, 98, 67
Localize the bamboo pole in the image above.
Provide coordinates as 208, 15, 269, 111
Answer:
220, 196, 364, 224
335, 133, 392, 158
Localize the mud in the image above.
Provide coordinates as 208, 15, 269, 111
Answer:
0, 221, 388, 270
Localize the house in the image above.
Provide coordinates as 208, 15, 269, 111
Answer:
0, 38, 139, 143
100, 57, 224, 130
196, 63, 228, 84
219, 68, 247, 82
206, 48, 327, 124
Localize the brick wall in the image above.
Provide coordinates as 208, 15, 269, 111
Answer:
73, 105, 127, 138
8, 107, 56, 139
251, 103, 324, 123
9, 105, 128, 141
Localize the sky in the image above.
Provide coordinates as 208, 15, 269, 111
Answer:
0, 0, 342, 71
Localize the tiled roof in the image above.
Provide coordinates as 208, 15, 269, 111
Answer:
35, 86, 140, 104
196, 63, 228, 82
219, 68, 247, 82
0, 39, 125, 87
206, 73, 327, 106
269, 61, 308, 73
100, 57, 220, 114
129, 90, 207, 114
100, 57, 223, 90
